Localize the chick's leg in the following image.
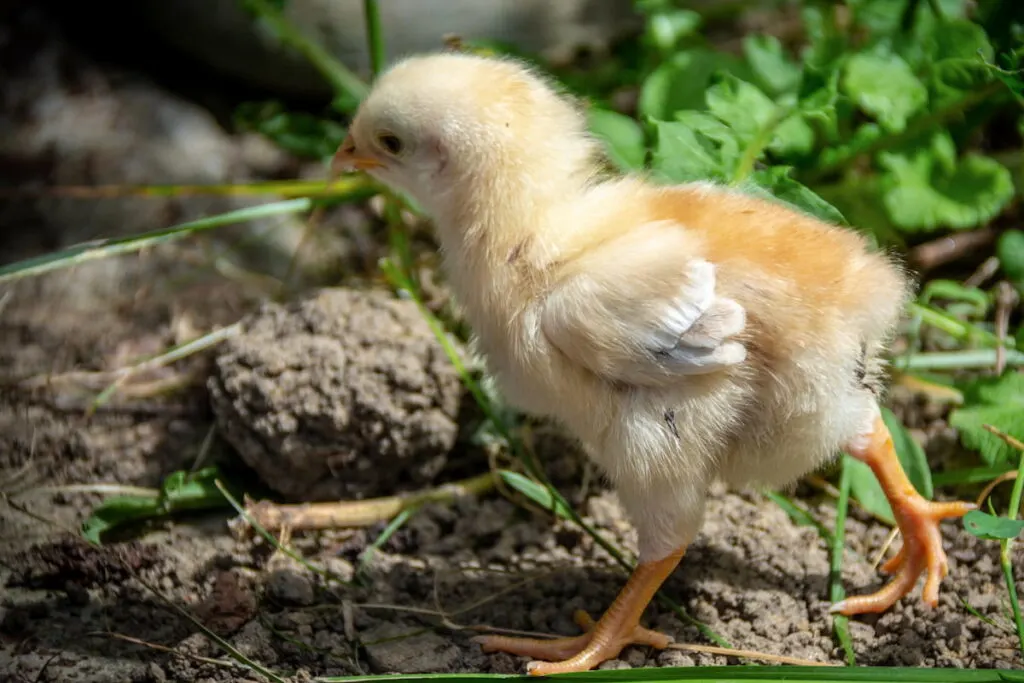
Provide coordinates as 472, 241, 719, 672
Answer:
832, 415, 975, 615
473, 547, 684, 675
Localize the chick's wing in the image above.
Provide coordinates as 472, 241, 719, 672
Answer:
540, 220, 746, 387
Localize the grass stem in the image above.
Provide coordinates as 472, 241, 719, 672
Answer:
363, 0, 386, 79
0, 198, 312, 284
1001, 443, 1024, 659
829, 458, 857, 666
243, 0, 367, 101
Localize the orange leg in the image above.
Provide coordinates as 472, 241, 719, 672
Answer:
473, 548, 684, 675
832, 416, 976, 615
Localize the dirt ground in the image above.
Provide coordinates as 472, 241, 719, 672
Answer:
2, 6, 1023, 682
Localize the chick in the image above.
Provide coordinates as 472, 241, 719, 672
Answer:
332, 52, 976, 675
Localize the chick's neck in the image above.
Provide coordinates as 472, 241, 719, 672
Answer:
431, 149, 592, 319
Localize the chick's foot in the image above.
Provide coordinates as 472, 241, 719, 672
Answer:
832, 416, 975, 615
473, 549, 684, 675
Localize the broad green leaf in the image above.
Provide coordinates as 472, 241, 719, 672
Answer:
997, 229, 1024, 283
950, 404, 1024, 466
742, 34, 802, 96
927, 19, 995, 61
649, 116, 735, 183
800, 5, 847, 69
842, 51, 928, 132
848, 0, 969, 37
704, 74, 780, 147
879, 132, 1014, 232
497, 471, 573, 520
587, 108, 646, 171
963, 510, 1024, 540
747, 166, 848, 226
814, 178, 898, 248
787, 66, 841, 150
644, 8, 702, 54
950, 372, 1024, 465
638, 49, 746, 121
769, 112, 816, 159
930, 59, 995, 107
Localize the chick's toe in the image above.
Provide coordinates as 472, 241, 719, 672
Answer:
832, 417, 976, 615
473, 549, 682, 675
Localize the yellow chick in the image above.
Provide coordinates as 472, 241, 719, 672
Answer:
332, 52, 976, 675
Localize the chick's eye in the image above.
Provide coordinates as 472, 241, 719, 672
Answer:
377, 132, 404, 156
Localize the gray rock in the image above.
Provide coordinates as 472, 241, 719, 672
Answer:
209, 288, 463, 501
362, 623, 460, 673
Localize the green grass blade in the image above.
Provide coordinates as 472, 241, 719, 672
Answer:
1001, 439, 1024, 658
893, 349, 1024, 370
829, 457, 856, 666
363, 0, 386, 79
764, 490, 834, 546
241, 0, 367, 101
0, 198, 312, 284
318, 665, 1024, 681
932, 462, 1016, 486
357, 505, 417, 580
0, 177, 375, 199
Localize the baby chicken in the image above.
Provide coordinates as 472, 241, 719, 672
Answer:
332, 52, 976, 675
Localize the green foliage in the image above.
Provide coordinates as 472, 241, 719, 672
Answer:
999, 229, 1024, 293
82, 468, 230, 544
587, 107, 647, 171
235, 102, 347, 159
950, 371, 1024, 466
878, 132, 1014, 232
623, 0, 1021, 241
843, 51, 928, 132
0, 199, 312, 284
497, 470, 575, 520
964, 509, 1024, 540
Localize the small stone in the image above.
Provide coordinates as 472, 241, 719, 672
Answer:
657, 650, 695, 667
266, 568, 315, 606
363, 623, 460, 673
624, 647, 648, 667
597, 659, 631, 670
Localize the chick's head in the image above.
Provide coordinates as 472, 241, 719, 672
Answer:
333, 52, 596, 216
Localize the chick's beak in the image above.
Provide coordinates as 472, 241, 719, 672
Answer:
331, 132, 385, 176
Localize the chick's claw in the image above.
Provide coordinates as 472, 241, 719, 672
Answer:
475, 550, 684, 675
474, 610, 673, 676
832, 497, 974, 615
833, 417, 975, 616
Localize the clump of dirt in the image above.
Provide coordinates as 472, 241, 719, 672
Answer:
208, 288, 465, 501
